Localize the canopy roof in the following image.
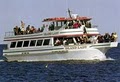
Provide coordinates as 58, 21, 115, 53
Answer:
43, 16, 91, 22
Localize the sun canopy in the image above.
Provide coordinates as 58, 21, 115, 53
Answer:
43, 17, 91, 22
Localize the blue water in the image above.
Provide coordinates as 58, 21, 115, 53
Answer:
0, 45, 120, 82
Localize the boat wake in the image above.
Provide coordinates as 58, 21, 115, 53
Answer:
0, 59, 4, 62
105, 57, 115, 61
99, 56, 115, 61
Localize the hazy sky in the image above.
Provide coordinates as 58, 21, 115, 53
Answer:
0, 0, 120, 43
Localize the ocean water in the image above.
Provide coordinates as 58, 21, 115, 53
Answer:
0, 45, 120, 82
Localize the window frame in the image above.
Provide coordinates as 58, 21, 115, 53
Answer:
23, 40, 30, 47
16, 41, 23, 47
30, 40, 36, 47
36, 39, 43, 46
43, 39, 50, 46
10, 42, 16, 48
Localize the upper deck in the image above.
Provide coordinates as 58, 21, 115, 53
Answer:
4, 25, 99, 41
4, 13, 99, 41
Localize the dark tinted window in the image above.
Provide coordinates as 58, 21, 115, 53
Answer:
30, 40, 36, 46
10, 42, 16, 48
36, 40, 43, 46
43, 39, 50, 45
17, 41, 23, 47
23, 41, 29, 47
68, 38, 74, 44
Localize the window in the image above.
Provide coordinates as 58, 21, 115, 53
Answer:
36, 40, 43, 46
23, 41, 29, 47
17, 41, 23, 47
62, 21, 65, 26
58, 22, 62, 27
43, 39, 50, 45
10, 42, 16, 48
30, 40, 36, 46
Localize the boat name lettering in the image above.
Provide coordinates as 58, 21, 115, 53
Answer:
67, 46, 87, 49
44, 32, 59, 35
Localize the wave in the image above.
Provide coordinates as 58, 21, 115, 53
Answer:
0, 59, 4, 62
104, 57, 115, 61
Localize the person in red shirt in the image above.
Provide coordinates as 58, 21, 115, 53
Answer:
73, 21, 81, 28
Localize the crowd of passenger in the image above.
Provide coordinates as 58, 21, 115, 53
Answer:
62, 20, 91, 29
97, 32, 118, 43
13, 21, 46, 35
13, 20, 92, 35
54, 32, 118, 46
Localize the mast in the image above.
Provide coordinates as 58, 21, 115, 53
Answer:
68, 8, 72, 18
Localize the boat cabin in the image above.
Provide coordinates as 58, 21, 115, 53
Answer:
42, 16, 92, 31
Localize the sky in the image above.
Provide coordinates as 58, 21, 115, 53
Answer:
0, 0, 120, 43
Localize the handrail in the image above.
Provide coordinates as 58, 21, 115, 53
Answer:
5, 31, 14, 37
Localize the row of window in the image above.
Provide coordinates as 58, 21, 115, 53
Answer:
10, 39, 50, 48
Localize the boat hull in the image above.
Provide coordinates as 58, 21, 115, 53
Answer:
3, 49, 105, 62
3, 42, 118, 62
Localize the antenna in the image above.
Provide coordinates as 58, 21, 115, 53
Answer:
65, 0, 72, 18
68, 8, 72, 18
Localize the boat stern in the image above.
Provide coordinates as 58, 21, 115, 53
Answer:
110, 42, 118, 47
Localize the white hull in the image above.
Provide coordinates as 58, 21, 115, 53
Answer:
3, 42, 118, 62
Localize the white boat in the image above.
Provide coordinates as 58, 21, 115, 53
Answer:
3, 10, 118, 62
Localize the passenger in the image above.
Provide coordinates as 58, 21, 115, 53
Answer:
13, 26, 19, 35
29, 26, 36, 33
26, 25, 30, 34
32, 26, 37, 33
104, 33, 110, 42
37, 28, 41, 32
88, 36, 93, 43
29, 26, 34, 34
75, 37, 81, 43
82, 34, 88, 43
55, 38, 61, 46
80, 20, 84, 25
79, 36, 84, 44
82, 34, 87, 43
18, 27, 21, 35
13, 26, 17, 35
110, 33, 115, 42
20, 21, 26, 34
41, 24, 45, 32
63, 39, 67, 45
86, 36, 91, 43
89, 22, 91, 28
62, 21, 68, 29
113, 32, 118, 42
83, 27, 87, 34
85, 21, 89, 28
68, 21, 73, 29
21, 21, 25, 27
21, 26, 26, 34
73, 20, 81, 29
89, 36, 98, 44
49, 22, 54, 31
85, 21, 91, 28
97, 35, 104, 43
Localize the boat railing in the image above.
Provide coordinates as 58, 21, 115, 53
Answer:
5, 31, 15, 37
4, 25, 98, 37
92, 25, 98, 28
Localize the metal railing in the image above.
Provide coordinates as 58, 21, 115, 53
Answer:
4, 31, 15, 37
